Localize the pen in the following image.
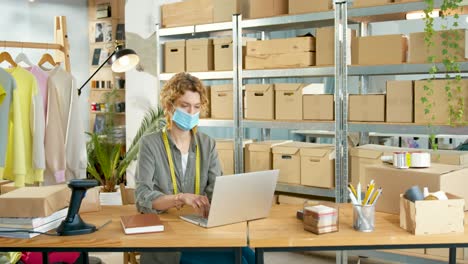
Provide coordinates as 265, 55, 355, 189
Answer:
371, 188, 383, 205
348, 183, 357, 198
347, 187, 358, 204
363, 184, 375, 205
357, 183, 362, 205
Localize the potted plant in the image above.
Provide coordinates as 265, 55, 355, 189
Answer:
87, 106, 165, 204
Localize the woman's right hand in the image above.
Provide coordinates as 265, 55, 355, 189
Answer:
180, 193, 210, 218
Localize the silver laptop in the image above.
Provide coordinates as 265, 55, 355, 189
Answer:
180, 170, 279, 228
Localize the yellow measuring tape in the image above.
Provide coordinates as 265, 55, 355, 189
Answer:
162, 131, 200, 195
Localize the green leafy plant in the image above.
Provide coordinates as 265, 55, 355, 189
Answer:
87, 107, 166, 192
422, 0, 465, 150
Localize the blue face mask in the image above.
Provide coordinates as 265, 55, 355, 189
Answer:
172, 108, 200, 131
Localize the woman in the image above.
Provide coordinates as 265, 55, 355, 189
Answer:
135, 72, 254, 264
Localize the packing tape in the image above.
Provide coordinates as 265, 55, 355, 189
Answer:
410, 152, 431, 168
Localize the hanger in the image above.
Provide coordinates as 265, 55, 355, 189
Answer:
38, 44, 59, 70
0, 41, 17, 67
15, 43, 34, 67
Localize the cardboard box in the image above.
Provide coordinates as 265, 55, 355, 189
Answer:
164, 40, 185, 73
186, 38, 214, 72
0, 182, 18, 194
386, 80, 414, 123
426, 248, 464, 260
161, 0, 213, 28
215, 139, 253, 175
275, 83, 305, 120
316, 27, 357, 66
300, 146, 335, 188
278, 195, 307, 205
201, 86, 211, 118
211, 84, 233, 119
0, 185, 71, 217
245, 84, 274, 120
214, 0, 241, 22
289, 0, 332, 14
357, 35, 407, 65
213, 38, 248, 71
0, 180, 12, 194
352, 0, 392, 8
350, 144, 411, 186
400, 193, 464, 235
80, 186, 101, 213
245, 52, 315, 69
245, 140, 292, 172
366, 163, 468, 214
273, 142, 331, 184
409, 30, 467, 64
430, 149, 468, 166
349, 94, 386, 122
247, 37, 315, 55
303, 95, 334, 120
242, 0, 288, 19
414, 79, 468, 124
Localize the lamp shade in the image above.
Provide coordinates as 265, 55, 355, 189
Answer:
111, 46, 140, 73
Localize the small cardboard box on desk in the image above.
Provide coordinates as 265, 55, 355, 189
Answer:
400, 193, 464, 235
0, 185, 70, 217
366, 163, 468, 214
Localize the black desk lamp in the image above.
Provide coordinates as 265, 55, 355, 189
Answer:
77, 43, 140, 96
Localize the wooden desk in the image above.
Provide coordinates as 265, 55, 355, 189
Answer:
249, 204, 468, 264
0, 205, 247, 264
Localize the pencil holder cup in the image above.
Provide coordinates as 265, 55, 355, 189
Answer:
353, 204, 375, 232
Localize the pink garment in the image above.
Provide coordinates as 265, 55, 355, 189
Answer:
26, 66, 49, 120
21, 252, 80, 264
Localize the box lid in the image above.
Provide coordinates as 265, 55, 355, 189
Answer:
431, 150, 468, 165
247, 140, 292, 152
212, 84, 233, 93
300, 147, 335, 159
302, 83, 325, 95
274, 83, 304, 92
245, 84, 273, 93
272, 142, 325, 155
350, 144, 405, 159
187, 38, 213, 46
216, 139, 254, 150
369, 163, 465, 176
213, 37, 256, 46
165, 40, 186, 48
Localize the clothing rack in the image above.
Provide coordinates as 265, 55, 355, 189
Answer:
1, 16, 71, 72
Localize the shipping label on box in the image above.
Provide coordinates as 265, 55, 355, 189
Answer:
275, 83, 305, 120
247, 37, 315, 55
186, 38, 214, 72
245, 84, 274, 120
300, 146, 335, 188
357, 35, 407, 65
386, 80, 414, 123
400, 193, 464, 235
366, 163, 468, 214
409, 29, 467, 64
245, 140, 292, 172
289, 0, 332, 14
164, 40, 185, 73
211, 84, 233, 119
349, 94, 386, 122
303, 95, 334, 120
161, 0, 214, 28
414, 79, 468, 124
245, 52, 315, 69
242, 0, 288, 19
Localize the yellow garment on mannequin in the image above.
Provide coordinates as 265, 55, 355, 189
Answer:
0, 84, 5, 105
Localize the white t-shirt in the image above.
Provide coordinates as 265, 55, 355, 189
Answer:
181, 153, 189, 178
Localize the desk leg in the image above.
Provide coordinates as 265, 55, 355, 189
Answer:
82, 252, 89, 264
42, 252, 48, 264
255, 248, 264, 264
234, 247, 242, 264
449, 247, 456, 264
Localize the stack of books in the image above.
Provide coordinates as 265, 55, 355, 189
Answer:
303, 205, 338, 235
0, 208, 68, 238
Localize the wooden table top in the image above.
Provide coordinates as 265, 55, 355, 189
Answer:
248, 204, 468, 248
0, 205, 247, 250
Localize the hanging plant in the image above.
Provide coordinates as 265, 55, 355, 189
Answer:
422, 0, 465, 150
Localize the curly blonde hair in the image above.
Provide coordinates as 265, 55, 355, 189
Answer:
160, 72, 209, 128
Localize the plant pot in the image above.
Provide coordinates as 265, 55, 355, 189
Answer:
99, 188, 123, 205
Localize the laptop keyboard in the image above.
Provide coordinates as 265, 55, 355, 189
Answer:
183, 215, 208, 227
